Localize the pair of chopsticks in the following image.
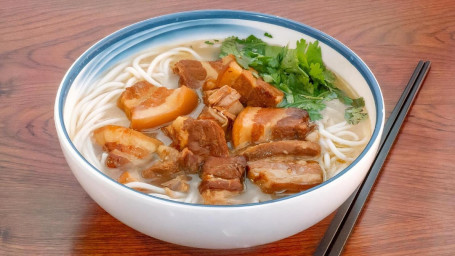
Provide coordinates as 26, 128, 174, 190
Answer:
315, 60, 431, 256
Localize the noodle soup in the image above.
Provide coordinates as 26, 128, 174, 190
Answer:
66, 39, 370, 205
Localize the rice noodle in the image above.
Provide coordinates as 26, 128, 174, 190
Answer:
316, 114, 368, 177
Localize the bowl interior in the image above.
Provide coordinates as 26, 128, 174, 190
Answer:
56, 10, 384, 207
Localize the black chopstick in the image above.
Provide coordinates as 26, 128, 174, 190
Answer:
314, 60, 431, 256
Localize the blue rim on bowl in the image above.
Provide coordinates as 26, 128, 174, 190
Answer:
55, 10, 384, 208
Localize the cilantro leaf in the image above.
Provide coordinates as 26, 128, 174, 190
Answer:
352, 97, 365, 108
345, 105, 368, 125
286, 95, 326, 120
220, 36, 241, 57
306, 41, 323, 67
345, 97, 367, 124
309, 63, 325, 83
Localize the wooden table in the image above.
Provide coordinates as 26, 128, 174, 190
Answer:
1, 0, 454, 255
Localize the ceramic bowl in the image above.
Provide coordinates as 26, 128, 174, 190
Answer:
54, 10, 384, 249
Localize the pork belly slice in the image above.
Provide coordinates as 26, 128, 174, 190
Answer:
248, 158, 323, 194
240, 140, 321, 161
93, 125, 162, 168
232, 107, 314, 149
203, 85, 244, 116
118, 81, 198, 130
216, 60, 284, 107
163, 116, 229, 157
173, 55, 235, 89
94, 125, 191, 192
199, 156, 247, 205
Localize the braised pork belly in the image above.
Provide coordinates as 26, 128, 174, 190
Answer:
199, 156, 247, 204
164, 116, 229, 157
239, 140, 321, 161
118, 81, 198, 130
248, 158, 323, 194
93, 125, 191, 192
232, 107, 314, 149
173, 55, 235, 89
93, 125, 162, 168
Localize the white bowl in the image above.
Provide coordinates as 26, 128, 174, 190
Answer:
54, 10, 384, 249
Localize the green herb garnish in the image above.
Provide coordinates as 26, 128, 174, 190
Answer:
220, 35, 368, 124
205, 41, 214, 45
345, 98, 368, 124
264, 32, 273, 38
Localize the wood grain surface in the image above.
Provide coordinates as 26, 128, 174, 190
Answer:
1, 0, 454, 255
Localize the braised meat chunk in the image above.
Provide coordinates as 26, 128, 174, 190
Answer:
178, 147, 205, 174
164, 116, 229, 157
199, 156, 247, 204
232, 107, 314, 149
203, 85, 244, 117
173, 55, 235, 89
197, 106, 230, 131
198, 85, 244, 135
173, 60, 209, 89
248, 158, 323, 194
118, 81, 198, 130
240, 140, 321, 161
93, 125, 162, 168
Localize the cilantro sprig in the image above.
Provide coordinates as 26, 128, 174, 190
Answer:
220, 35, 368, 124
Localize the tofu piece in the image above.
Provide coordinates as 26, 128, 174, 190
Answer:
163, 116, 229, 157
247, 158, 323, 194
232, 107, 313, 149
93, 125, 162, 168
118, 81, 199, 130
